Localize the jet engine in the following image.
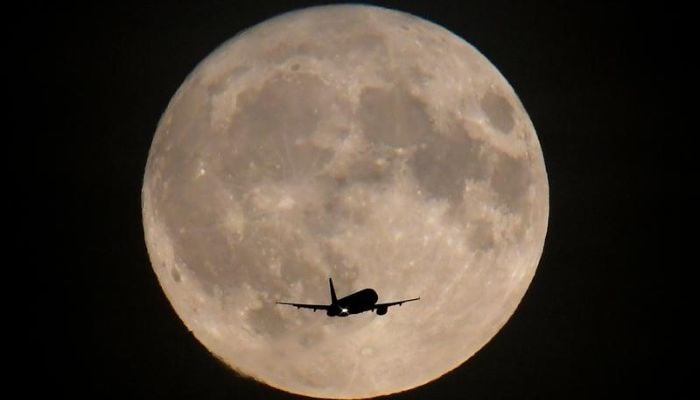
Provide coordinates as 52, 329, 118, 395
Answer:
375, 306, 388, 315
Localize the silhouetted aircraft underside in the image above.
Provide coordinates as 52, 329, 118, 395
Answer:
277, 278, 420, 317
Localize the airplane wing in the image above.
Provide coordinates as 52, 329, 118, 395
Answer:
276, 301, 330, 312
373, 297, 421, 309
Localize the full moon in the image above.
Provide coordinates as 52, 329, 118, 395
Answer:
142, 5, 548, 399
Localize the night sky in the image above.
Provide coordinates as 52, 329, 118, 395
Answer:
45, 1, 674, 398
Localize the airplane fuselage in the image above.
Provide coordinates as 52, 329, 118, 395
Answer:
327, 288, 379, 317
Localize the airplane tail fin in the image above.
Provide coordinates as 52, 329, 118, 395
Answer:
329, 278, 338, 305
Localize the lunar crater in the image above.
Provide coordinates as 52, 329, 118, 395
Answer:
481, 90, 515, 134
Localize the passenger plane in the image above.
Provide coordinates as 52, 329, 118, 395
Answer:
276, 278, 420, 317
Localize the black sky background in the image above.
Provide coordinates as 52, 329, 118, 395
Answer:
42, 1, 677, 398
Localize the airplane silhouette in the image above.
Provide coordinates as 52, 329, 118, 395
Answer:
276, 278, 420, 317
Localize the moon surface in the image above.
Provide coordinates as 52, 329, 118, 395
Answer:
142, 5, 548, 399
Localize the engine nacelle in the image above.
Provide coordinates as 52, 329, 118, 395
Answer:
375, 306, 388, 316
